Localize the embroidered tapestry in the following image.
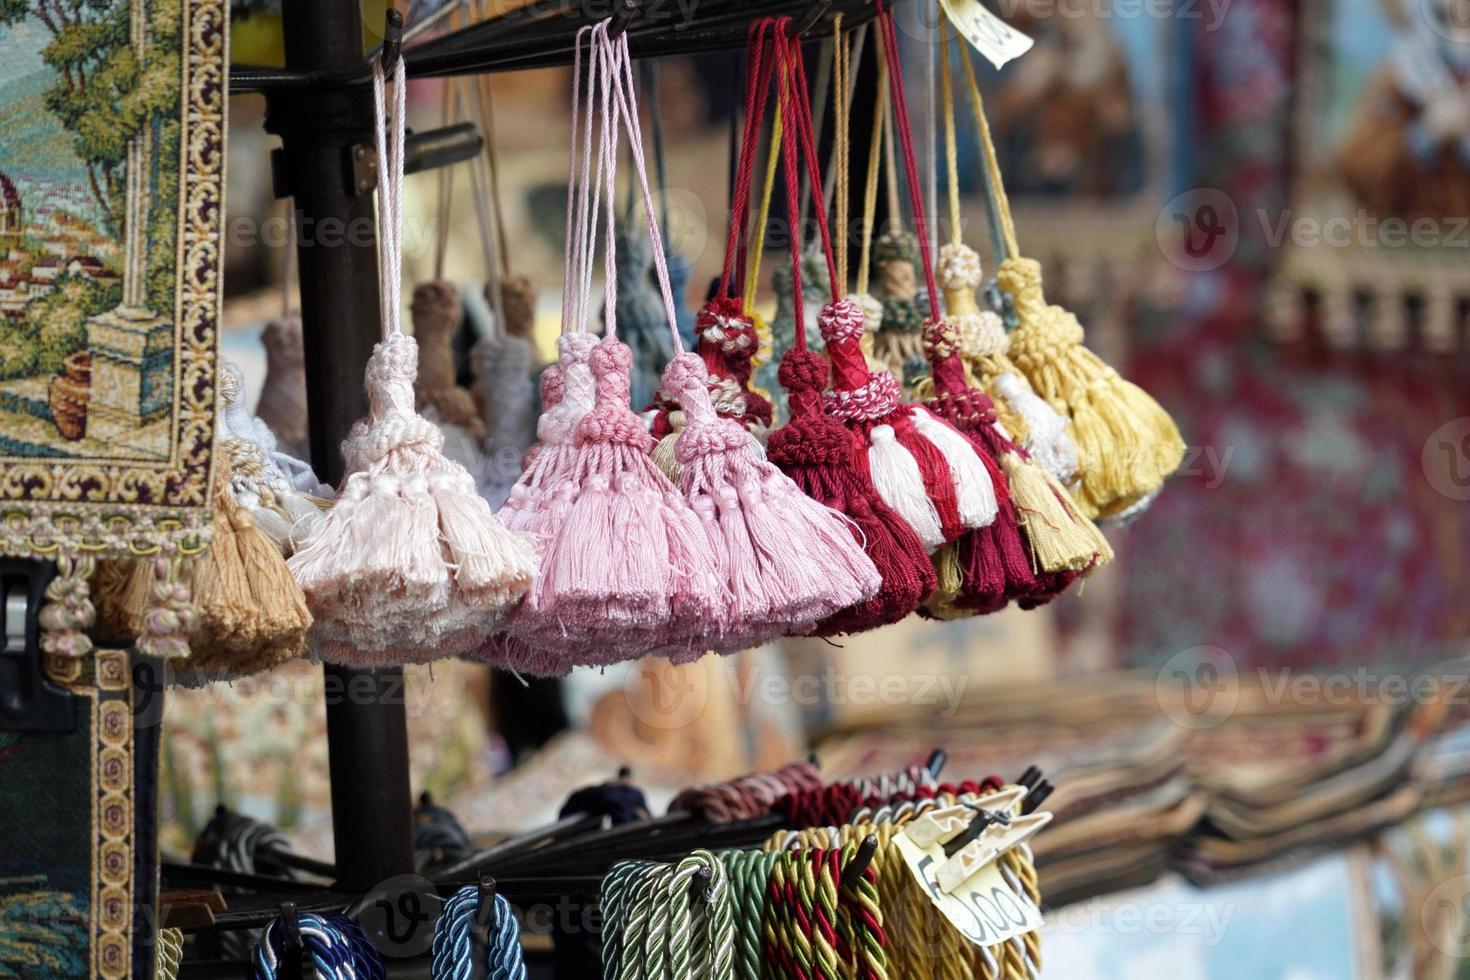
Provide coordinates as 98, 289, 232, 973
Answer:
0, 0, 224, 574
0, 649, 163, 980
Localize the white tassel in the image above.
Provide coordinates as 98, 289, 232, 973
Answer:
994, 371, 1080, 485
911, 407, 998, 529
866, 424, 946, 552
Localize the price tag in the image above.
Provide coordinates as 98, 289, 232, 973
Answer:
894, 831, 1043, 947
940, 0, 1034, 69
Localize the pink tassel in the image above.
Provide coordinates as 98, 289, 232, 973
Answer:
508, 338, 725, 667
288, 334, 537, 664
662, 351, 881, 648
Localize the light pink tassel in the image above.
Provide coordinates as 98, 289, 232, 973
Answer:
662, 352, 881, 649
288, 58, 535, 665
510, 338, 726, 667
289, 333, 536, 663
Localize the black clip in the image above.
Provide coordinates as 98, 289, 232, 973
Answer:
807, 751, 821, 769
690, 865, 713, 898
1021, 780, 1053, 816
943, 808, 1010, 858
278, 902, 306, 980
617, 765, 633, 781
926, 749, 948, 779
0, 559, 76, 733
840, 834, 880, 890
381, 8, 406, 75
788, 0, 831, 38
1017, 765, 1043, 791
608, 0, 640, 40
468, 875, 498, 980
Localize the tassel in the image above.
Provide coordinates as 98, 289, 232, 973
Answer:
472, 275, 541, 507
509, 338, 725, 666
871, 231, 929, 391
693, 296, 774, 434
921, 316, 1108, 611
291, 59, 535, 664
662, 352, 881, 646
999, 255, 1185, 518
255, 315, 310, 460
757, 247, 830, 422
175, 455, 312, 683
939, 243, 1078, 484
39, 555, 96, 661
135, 558, 195, 662
819, 299, 997, 550
412, 281, 497, 495
650, 409, 685, 481
613, 226, 677, 415
288, 333, 536, 664
767, 345, 935, 635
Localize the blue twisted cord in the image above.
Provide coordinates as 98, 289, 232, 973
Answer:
250, 912, 383, 980
430, 886, 527, 980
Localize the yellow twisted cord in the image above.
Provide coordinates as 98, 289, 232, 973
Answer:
956, 43, 1019, 260
832, 15, 849, 291
744, 93, 784, 314
940, 18, 961, 250
154, 927, 183, 980
855, 58, 888, 297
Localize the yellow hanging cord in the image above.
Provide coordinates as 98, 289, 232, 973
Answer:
940, 18, 962, 250
831, 15, 849, 292
855, 58, 888, 297
743, 94, 784, 313
957, 41, 1019, 259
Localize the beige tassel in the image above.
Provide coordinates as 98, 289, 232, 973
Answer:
412, 281, 486, 439
1000, 257, 1185, 519
180, 456, 311, 680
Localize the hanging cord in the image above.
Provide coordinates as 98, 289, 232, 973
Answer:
722, 20, 779, 302
741, 83, 784, 314
430, 885, 527, 980
855, 57, 889, 297
822, 24, 869, 229
831, 15, 849, 292
798, 36, 834, 229
956, 44, 1019, 263
876, 2, 941, 325
719, 849, 779, 980
372, 55, 408, 344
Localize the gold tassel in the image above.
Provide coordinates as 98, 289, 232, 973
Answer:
999, 256, 1185, 519
1001, 450, 1112, 574
923, 542, 972, 620
185, 456, 311, 678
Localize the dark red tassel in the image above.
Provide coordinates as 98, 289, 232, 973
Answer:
767, 349, 936, 634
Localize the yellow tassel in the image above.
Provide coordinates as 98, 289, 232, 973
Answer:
91, 558, 150, 645
651, 410, 685, 482
999, 256, 1184, 518
923, 542, 973, 620
1001, 451, 1112, 574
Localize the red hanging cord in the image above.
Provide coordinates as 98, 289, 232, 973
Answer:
875, 3, 941, 323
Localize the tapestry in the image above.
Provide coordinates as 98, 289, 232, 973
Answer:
0, 0, 225, 580
1266, 0, 1470, 351
0, 649, 163, 980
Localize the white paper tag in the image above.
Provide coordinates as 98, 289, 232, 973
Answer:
895, 831, 1044, 947
940, 0, 1034, 69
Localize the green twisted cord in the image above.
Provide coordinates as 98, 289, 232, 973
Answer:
624, 863, 675, 980
602, 859, 658, 977
720, 850, 777, 980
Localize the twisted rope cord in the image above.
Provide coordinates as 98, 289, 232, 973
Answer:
622, 863, 675, 980
250, 912, 383, 980
153, 927, 183, 980
720, 850, 778, 980
805, 850, 843, 980
837, 841, 889, 980
430, 886, 526, 980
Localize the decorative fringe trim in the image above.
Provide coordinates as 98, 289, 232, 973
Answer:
39, 554, 96, 661
999, 256, 1184, 518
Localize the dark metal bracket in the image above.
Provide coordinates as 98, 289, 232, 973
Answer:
0, 559, 78, 733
